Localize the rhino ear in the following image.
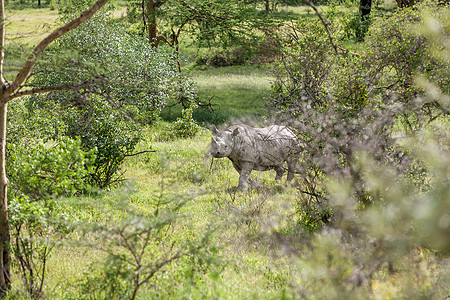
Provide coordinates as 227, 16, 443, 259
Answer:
211, 125, 218, 136
211, 137, 217, 144
232, 128, 239, 137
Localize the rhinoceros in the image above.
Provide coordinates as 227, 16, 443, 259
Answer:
210, 124, 300, 190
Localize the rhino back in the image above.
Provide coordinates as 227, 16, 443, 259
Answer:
229, 125, 297, 167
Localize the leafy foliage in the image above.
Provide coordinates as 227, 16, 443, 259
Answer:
28, 1, 197, 187
7, 137, 95, 199
126, 0, 283, 51
70, 186, 215, 300
36, 3, 193, 123
7, 136, 94, 299
62, 95, 142, 188
158, 104, 200, 140
364, 5, 449, 132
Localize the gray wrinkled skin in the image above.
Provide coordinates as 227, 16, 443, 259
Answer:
210, 124, 301, 190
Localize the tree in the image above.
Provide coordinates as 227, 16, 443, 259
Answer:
356, 0, 372, 41
30, 4, 193, 187
0, 0, 109, 295
144, 0, 167, 48
360, 0, 372, 23
128, 0, 281, 50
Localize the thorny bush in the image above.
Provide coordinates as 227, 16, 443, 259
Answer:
270, 2, 448, 230
261, 3, 449, 297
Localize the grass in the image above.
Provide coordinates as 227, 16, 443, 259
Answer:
3, 7, 59, 81
38, 128, 302, 299
4, 3, 449, 299
13, 125, 300, 299
5, 7, 59, 46
161, 65, 275, 125
15, 122, 445, 299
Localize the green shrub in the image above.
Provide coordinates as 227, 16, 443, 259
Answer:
7, 136, 94, 298
170, 105, 201, 139
363, 5, 448, 133
28, 0, 197, 187
73, 187, 215, 300
62, 95, 142, 188
7, 137, 95, 199
270, 2, 448, 232
34, 6, 193, 124
154, 105, 201, 141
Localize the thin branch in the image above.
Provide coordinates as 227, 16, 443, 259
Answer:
119, 229, 140, 267
124, 150, 157, 158
303, 0, 339, 55
7, 78, 102, 101
139, 251, 183, 287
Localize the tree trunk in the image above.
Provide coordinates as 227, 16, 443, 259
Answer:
0, 0, 110, 295
0, 0, 10, 294
360, 0, 372, 21
265, 0, 270, 12
145, 1, 168, 47
357, 0, 372, 41
146, 0, 157, 46
0, 102, 10, 298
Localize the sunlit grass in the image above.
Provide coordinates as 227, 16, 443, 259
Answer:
161, 65, 275, 124
12, 123, 299, 298
6, 2, 447, 298
5, 8, 59, 46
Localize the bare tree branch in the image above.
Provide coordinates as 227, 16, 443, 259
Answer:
303, 0, 339, 55
124, 150, 157, 158
8, 78, 103, 100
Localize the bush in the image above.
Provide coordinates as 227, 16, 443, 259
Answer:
61, 95, 142, 188
363, 5, 448, 133
28, 0, 197, 187
169, 105, 201, 139
257, 7, 449, 297
270, 2, 448, 231
7, 136, 94, 298
7, 136, 95, 199
71, 186, 215, 300
35, 4, 194, 124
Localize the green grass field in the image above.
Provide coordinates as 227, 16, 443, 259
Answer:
3, 6, 293, 298
6, 7, 58, 45
4, 2, 448, 299
9, 125, 301, 299
161, 65, 275, 125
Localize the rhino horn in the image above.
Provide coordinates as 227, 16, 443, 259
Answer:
232, 128, 239, 137
211, 124, 218, 136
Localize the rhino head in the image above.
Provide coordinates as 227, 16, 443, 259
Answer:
210, 125, 239, 158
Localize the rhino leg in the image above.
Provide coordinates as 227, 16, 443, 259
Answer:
231, 161, 241, 174
275, 166, 285, 180
286, 158, 297, 182
237, 161, 254, 190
